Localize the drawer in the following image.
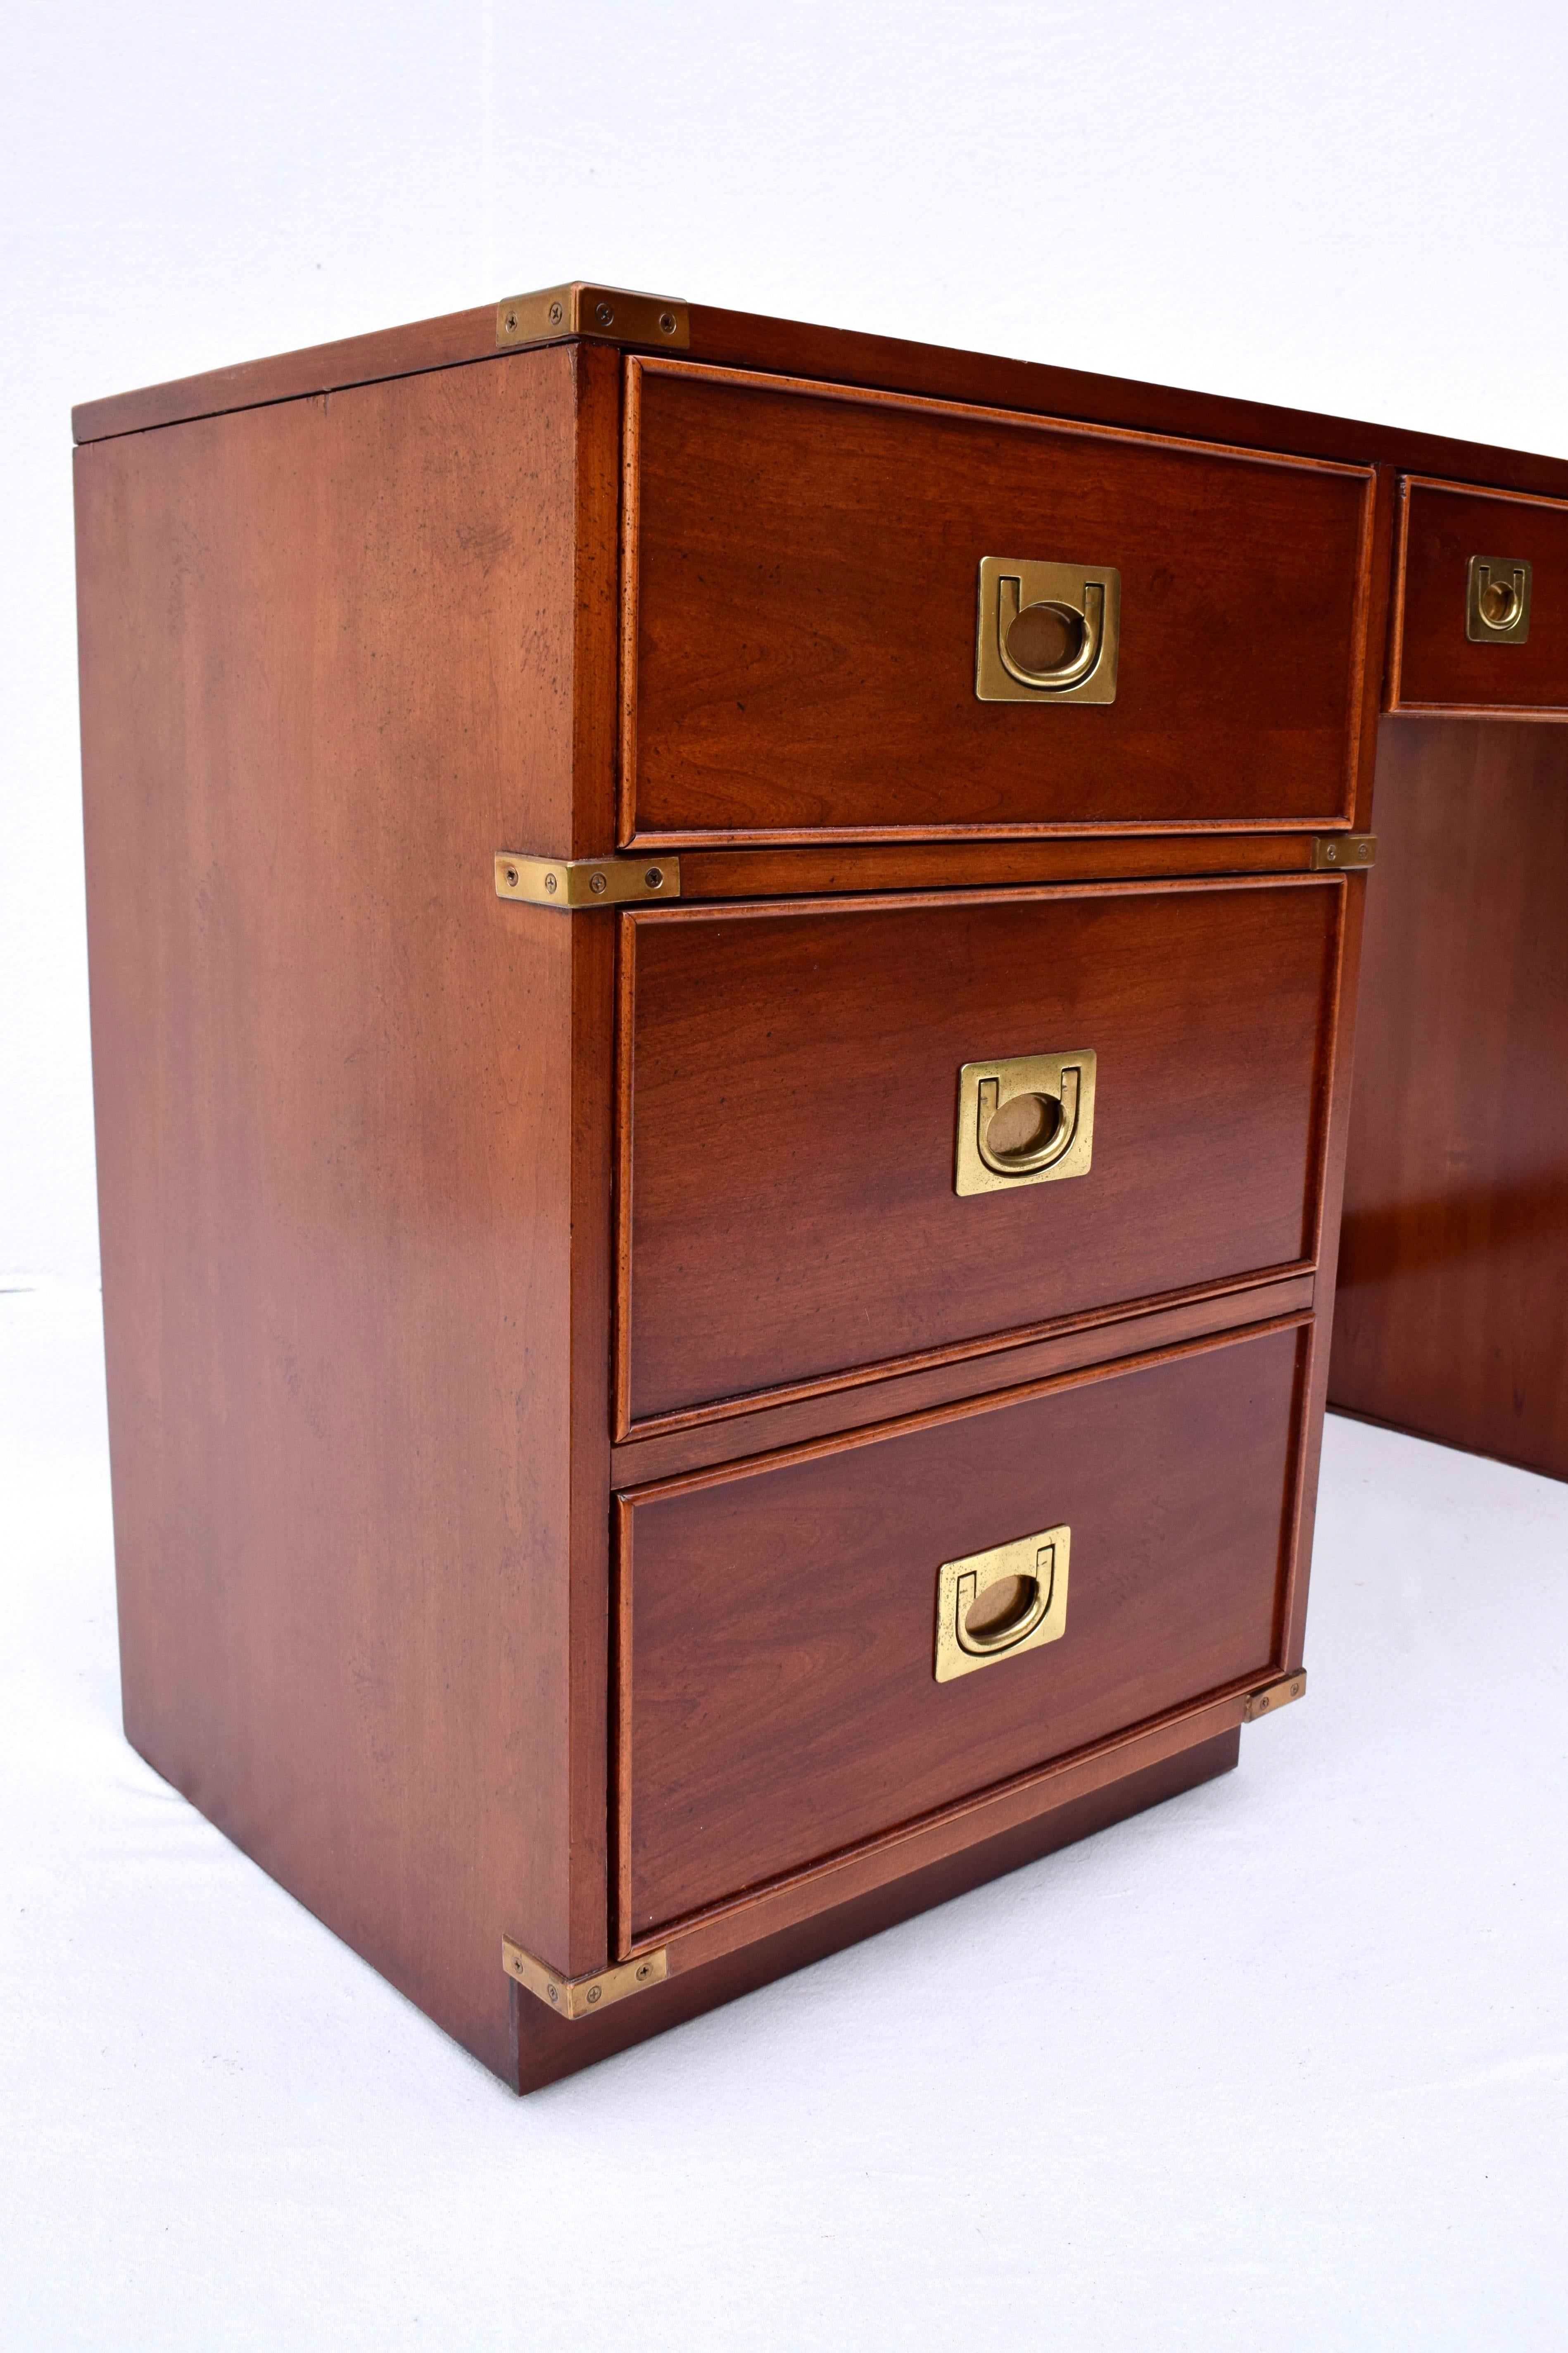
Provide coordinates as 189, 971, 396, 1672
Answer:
1390, 477, 1568, 714
620, 359, 1376, 841
619, 878, 1341, 1430
618, 1320, 1304, 1935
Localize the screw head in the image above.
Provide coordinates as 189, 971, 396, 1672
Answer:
635, 1963, 652, 1981
543, 871, 557, 893
548, 300, 564, 326
595, 301, 614, 326
503, 310, 518, 335
547, 1984, 558, 2002
590, 871, 608, 893
644, 866, 663, 889
659, 312, 677, 335
503, 864, 519, 887
586, 1984, 602, 2003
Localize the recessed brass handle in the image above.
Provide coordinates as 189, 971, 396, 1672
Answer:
1466, 554, 1532, 645
995, 573, 1106, 692
974, 1065, 1083, 1178
975, 557, 1120, 705
934, 1526, 1071, 1682
955, 1050, 1097, 1197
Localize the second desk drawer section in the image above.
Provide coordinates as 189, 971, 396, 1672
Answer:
619, 876, 1342, 1430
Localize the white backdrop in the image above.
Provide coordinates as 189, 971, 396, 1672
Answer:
6, 0, 1568, 1305
4, 6, 1567, 2346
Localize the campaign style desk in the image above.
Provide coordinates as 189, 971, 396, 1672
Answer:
72, 287, 1568, 2091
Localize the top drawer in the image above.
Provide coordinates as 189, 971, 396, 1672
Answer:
1389, 477, 1568, 716
620, 359, 1376, 843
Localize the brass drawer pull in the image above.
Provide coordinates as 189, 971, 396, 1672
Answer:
975, 557, 1121, 705
997, 573, 1107, 692
934, 1525, 1071, 1682
1465, 554, 1531, 644
955, 1049, 1097, 1197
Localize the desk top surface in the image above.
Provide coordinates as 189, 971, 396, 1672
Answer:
71, 281, 1568, 506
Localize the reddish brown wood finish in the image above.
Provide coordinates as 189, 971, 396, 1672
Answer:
513, 1725, 1238, 2093
73, 294, 1568, 513
1390, 478, 1568, 716
618, 1322, 1304, 1937
1331, 717, 1568, 1477
636, 1679, 1252, 1977
622, 362, 1374, 841
75, 343, 620, 2083
1278, 869, 1367, 1666
610, 1274, 1316, 1486
75, 285, 1389, 2094
619, 878, 1343, 1428
677, 833, 1332, 901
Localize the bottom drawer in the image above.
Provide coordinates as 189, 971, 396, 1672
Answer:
618, 1319, 1306, 1937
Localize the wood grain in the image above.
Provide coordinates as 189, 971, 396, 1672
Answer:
621, 359, 1374, 840
676, 833, 1333, 899
610, 1274, 1316, 1486
619, 878, 1342, 1429
72, 293, 1568, 512
618, 1320, 1303, 1935
513, 1725, 1240, 2093
1390, 478, 1568, 716
76, 343, 615, 2082
1330, 716, 1568, 1477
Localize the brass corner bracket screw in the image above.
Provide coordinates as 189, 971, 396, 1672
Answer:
548, 300, 563, 325
501, 310, 517, 335
659, 312, 677, 334
595, 301, 614, 326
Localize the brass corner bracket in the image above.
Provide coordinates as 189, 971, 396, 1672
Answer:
494, 852, 681, 909
1243, 1670, 1307, 1722
495, 283, 690, 354
1310, 836, 1376, 871
503, 1938, 669, 2020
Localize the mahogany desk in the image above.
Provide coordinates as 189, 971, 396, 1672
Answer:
71, 286, 1568, 2090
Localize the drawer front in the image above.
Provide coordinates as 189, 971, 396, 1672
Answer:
621, 359, 1375, 841
620, 879, 1341, 1429
619, 1321, 1304, 1935
1392, 477, 1568, 714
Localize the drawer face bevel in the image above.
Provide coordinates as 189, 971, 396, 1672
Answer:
1391, 478, 1568, 715
621, 359, 1375, 840
618, 877, 1342, 1431
616, 1320, 1306, 1940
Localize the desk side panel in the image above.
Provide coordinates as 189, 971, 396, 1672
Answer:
75, 343, 600, 2080
1330, 715, 1568, 1477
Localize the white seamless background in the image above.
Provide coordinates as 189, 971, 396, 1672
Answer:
2, 7, 1566, 2347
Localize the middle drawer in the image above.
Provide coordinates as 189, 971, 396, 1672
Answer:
618, 876, 1342, 1431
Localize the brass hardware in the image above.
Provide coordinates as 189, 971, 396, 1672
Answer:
502, 1937, 669, 2019
1310, 835, 1377, 871
495, 283, 690, 353
1242, 1670, 1307, 1722
1466, 554, 1532, 645
975, 557, 1120, 705
934, 1525, 1071, 1683
954, 1050, 1096, 1198
494, 852, 681, 909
